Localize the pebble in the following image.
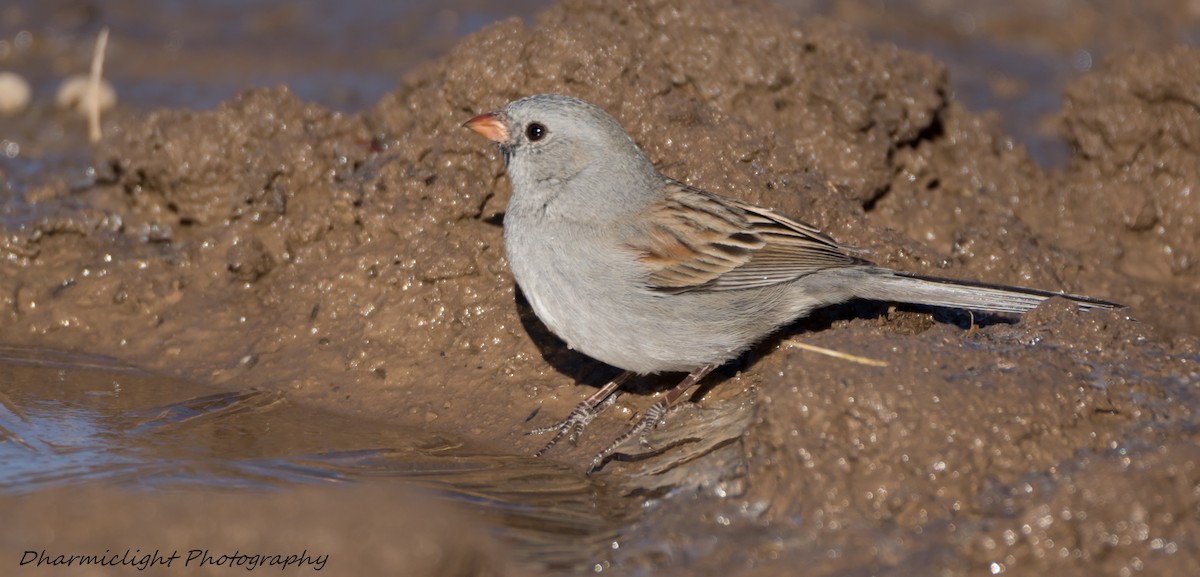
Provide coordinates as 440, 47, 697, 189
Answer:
0, 71, 32, 114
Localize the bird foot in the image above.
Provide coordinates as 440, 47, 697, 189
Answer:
528, 388, 620, 457
586, 400, 669, 474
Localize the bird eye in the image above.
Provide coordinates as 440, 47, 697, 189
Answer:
525, 122, 547, 142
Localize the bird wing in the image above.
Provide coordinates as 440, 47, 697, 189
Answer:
628, 180, 869, 293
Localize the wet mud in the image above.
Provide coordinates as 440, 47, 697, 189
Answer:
2, 0, 1199, 575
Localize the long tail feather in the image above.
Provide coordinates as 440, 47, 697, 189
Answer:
853, 269, 1121, 315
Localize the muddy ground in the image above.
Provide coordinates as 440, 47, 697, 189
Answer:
2, 0, 1199, 575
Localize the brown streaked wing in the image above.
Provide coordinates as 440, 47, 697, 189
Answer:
630, 180, 868, 293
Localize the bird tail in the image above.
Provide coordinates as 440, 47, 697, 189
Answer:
852, 269, 1121, 315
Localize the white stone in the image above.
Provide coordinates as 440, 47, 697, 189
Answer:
0, 71, 32, 114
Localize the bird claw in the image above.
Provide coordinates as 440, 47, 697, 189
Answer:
528, 387, 621, 457
529, 366, 713, 474
528, 404, 594, 457
585, 401, 669, 474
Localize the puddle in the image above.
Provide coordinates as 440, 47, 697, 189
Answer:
0, 346, 769, 575
0, 347, 631, 574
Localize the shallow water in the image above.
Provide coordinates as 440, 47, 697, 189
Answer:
1, 347, 783, 574
0, 347, 639, 572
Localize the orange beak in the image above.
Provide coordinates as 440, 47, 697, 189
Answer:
463, 112, 510, 143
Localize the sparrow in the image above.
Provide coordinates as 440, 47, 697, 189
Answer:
465, 94, 1119, 472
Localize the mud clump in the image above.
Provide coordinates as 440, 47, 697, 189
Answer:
1039, 46, 1200, 336
1, 0, 1198, 575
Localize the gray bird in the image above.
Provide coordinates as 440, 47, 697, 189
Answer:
465, 93, 1119, 473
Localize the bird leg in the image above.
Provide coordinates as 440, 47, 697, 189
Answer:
587, 363, 718, 474
529, 371, 632, 457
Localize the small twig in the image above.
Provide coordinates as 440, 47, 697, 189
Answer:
783, 339, 889, 367
88, 27, 109, 143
